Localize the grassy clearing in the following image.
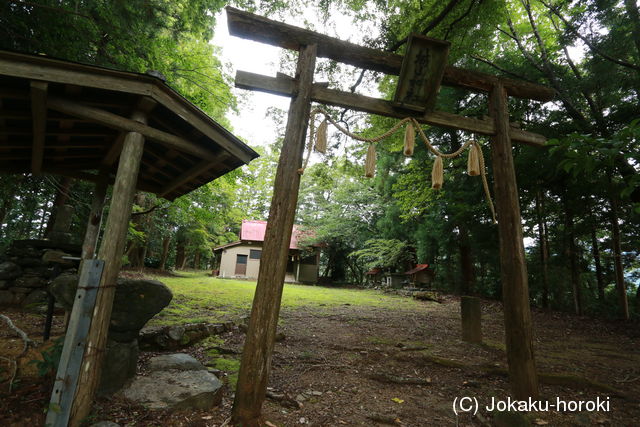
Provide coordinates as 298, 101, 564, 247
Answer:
148, 271, 423, 325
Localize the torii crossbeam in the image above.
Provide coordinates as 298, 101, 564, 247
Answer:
226, 7, 554, 425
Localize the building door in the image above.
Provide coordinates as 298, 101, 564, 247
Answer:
235, 254, 248, 275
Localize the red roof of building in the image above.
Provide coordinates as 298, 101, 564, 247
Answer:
365, 268, 383, 275
404, 264, 431, 275
240, 220, 315, 250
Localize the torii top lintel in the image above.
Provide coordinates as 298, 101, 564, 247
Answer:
226, 7, 555, 102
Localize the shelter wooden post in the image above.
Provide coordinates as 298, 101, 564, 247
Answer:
489, 82, 539, 399
232, 43, 317, 427
69, 111, 147, 425
81, 178, 108, 259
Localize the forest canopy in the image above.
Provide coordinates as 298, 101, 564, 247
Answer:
0, 0, 638, 319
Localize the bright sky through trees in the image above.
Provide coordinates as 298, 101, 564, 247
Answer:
211, 6, 383, 147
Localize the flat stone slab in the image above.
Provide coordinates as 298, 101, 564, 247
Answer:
148, 353, 206, 372
121, 370, 222, 410
90, 422, 121, 427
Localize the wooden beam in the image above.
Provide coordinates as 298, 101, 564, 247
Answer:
0, 54, 154, 96
60, 170, 160, 194
226, 7, 555, 102
99, 98, 156, 168
235, 71, 547, 146
69, 110, 147, 425
148, 86, 257, 164
102, 132, 126, 167
140, 158, 174, 182
1, 154, 104, 161
0, 143, 105, 149
30, 81, 47, 174
0, 51, 258, 166
488, 82, 539, 400
0, 130, 116, 137
159, 155, 229, 198
81, 178, 108, 259
46, 96, 220, 161
232, 44, 317, 427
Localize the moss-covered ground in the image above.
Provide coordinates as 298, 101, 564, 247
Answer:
148, 271, 422, 326
4, 271, 639, 426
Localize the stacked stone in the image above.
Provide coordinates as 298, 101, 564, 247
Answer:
0, 240, 79, 308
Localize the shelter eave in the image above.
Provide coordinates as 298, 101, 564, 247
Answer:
0, 50, 259, 199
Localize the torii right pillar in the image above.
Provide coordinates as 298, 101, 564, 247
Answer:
489, 81, 539, 399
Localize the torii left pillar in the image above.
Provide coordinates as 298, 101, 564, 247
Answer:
232, 44, 317, 426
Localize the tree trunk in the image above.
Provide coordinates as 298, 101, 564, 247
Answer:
232, 43, 317, 427
38, 193, 52, 238
44, 176, 74, 238
22, 178, 42, 238
0, 183, 18, 237
175, 236, 186, 270
179, 243, 189, 270
138, 243, 148, 270
128, 192, 148, 269
459, 226, 474, 295
609, 195, 629, 320
194, 251, 201, 270
489, 82, 539, 400
445, 249, 455, 291
159, 235, 171, 270
590, 226, 605, 301
535, 189, 550, 308
564, 194, 582, 315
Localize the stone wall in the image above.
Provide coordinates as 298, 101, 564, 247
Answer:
0, 239, 80, 308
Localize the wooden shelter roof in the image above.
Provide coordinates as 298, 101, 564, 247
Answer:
404, 264, 431, 275
0, 50, 259, 200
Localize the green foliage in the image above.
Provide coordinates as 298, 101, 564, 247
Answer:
0, 0, 638, 320
0, 1, 243, 272
30, 337, 64, 378
349, 238, 414, 272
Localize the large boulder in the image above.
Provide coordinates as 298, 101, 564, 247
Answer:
148, 353, 206, 372
109, 279, 173, 342
99, 339, 139, 395
49, 275, 173, 342
121, 370, 222, 410
0, 261, 21, 280
48, 273, 78, 308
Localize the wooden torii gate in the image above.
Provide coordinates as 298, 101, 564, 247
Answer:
226, 7, 554, 425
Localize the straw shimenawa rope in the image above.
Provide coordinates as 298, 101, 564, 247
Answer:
301, 108, 497, 224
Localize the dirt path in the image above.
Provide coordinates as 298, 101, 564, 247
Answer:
2, 296, 639, 426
